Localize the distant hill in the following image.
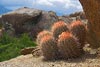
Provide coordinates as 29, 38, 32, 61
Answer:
0, 5, 12, 15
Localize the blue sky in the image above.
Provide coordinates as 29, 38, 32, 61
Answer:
0, 0, 83, 15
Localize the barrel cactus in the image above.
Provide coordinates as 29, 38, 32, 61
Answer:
36, 30, 51, 45
58, 32, 83, 59
70, 20, 86, 48
51, 21, 69, 39
40, 35, 59, 60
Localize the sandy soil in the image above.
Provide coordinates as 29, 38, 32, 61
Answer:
0, 52, 100, 67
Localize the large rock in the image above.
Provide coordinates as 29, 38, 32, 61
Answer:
37, 11, 58, 30
58, 16, 73, 24
69, 12, 86, 20
1, 7, 42, 34
1, 7, 59, 37
59, 12, 87, 25
79, 0, 100, 48
30, 11, 58, 38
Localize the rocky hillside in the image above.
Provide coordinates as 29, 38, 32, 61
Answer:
0, 7, 86, 38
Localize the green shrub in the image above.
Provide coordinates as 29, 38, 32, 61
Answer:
0, 33, 36, 62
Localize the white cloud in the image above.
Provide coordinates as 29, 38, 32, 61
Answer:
32, 0, 83, 15
33, 0, 82, 10
35, 0, 53, 6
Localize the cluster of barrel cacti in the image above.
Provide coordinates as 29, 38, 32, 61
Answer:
36, 20, 86, 60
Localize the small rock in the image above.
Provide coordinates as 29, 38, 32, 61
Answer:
21, 47, 35, 55
32, 46, 42, 57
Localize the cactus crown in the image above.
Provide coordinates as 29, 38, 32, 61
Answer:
70, 20, 86, 48
41, 35, 53, 43
40, 34, 59, 60
37, 30, 51, 38
52, 21, 67, 30
59, 32, 72, 40
36, 30, 51, 45
70, 20, 85, 27
51, 21, 69, 39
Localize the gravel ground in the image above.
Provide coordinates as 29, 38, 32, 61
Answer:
0, 53, 100, 67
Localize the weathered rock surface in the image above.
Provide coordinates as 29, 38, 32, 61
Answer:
32, 46, 42, 57
69, 11, 86, 20
30, 11, 58, 38
79, 0, 100, 48
58, 16, 73, 24
1, 7, 42, 34
60, 12, 87, 25
0, 53, 100, 67
20, 46, 42, 56
0, 7, 59, 37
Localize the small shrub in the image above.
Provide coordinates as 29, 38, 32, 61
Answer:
0, 33, 36, 62
0, 33, 14, 44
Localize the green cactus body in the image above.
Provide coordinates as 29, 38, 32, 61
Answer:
58, 32, 83, 59
40, 35, 58, 60
70, 20, 86, 48
36, 30, 51, 45
51, 21, 69, 39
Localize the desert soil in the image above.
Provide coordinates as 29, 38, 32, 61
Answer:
0, 53, 100, 67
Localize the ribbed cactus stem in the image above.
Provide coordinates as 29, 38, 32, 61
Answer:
40, 35, 59, 60
70, 20, 86, 49
58, 32, 83, 59
51, 21, 69, 39
36, 30, 51, 45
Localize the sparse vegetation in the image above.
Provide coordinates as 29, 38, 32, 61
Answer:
0, 33, 36, 62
